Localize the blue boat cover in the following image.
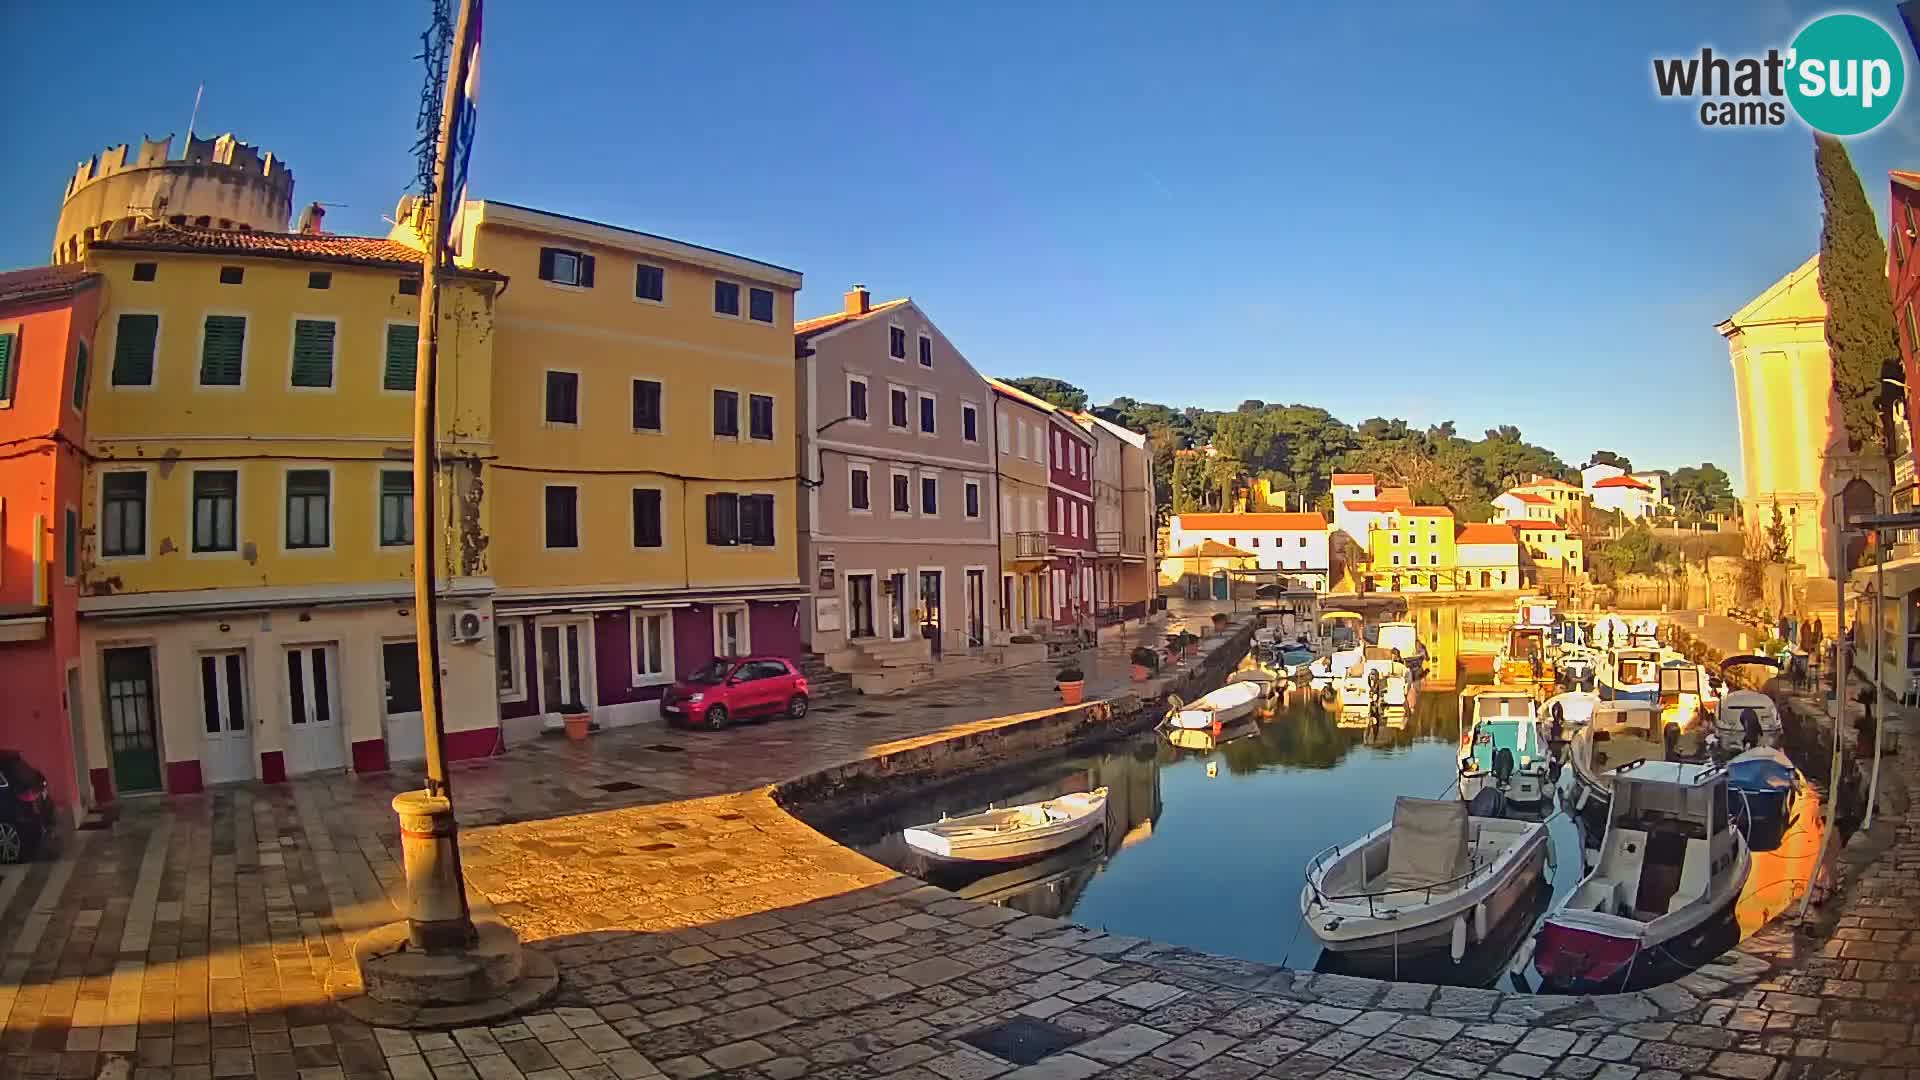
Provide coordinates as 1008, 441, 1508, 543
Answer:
1727, 750, 1795, 793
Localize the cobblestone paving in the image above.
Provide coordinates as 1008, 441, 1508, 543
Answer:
4, 605, 1918, 1079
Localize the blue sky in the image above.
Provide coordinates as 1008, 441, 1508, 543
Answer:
5, 1, 1919, 486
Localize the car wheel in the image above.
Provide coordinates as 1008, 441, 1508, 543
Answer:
787, 694, 809, 719
705, 705, 730, 730
0, 821, 25, 865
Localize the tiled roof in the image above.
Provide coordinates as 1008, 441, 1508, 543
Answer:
1593, 475, 1652, 490
1342, 500, 1398, 512
1456, 523, 1517, 544
1402, 506, 1455, 517
0, 264, 97, 307
1522, 475, 1578, 489
1378, 486, 1413, 505
794, 297, 911, 347
1331, 473, 1374, 484
1503, 491, 1552, 504
92, 225, 505, 279
1167, 540, 1256, 560
1505, 519, 1565, 530
1176, 512, 1326, 531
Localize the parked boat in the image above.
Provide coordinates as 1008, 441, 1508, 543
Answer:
1226, 665, 1284, 704
1535, 761, 1749, 992
1726, 746, 1800, 841
1166, 680, 1264, 730
1542, 690, 1601, 734
1556, 644, 1598, 689
1598, 646, 1661, 703
1339, 647, 1411, 710
1565, 702, 1668, 831
1656, 659, 1715, 734
1497, 624, 1554, 687
1458, 689, 1552, 808
1308, 611, 1365, 692
1165, 714, 1261, 751
903, 788, 1110, 865
1301, 797, 1550, 967
1713, 655, 1785, 750
1375, 621, 1428, 676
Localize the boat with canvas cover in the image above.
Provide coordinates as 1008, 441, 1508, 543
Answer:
1374, 621, 1428, 676
1535, 760, 1748, 991
1165, 680, 1264, 730
1339, 646, 1410, 710
1302, 797, 1549, 967
1726, 746, 1800, 844
1713, 655, 1784, 750
1307, 611, 1365, 692
903, 788, 1109, 865
1458, 689, 1551, 808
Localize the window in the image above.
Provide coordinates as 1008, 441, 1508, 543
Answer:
713, 280, 741, 316
997, 412, 1010, 450
713, 389, 740, 437
889, 387, 909, 428
1392, 554, 1401, 566
918, 334, 932, 367
749, 394, 774, 440
538, 247, 593, 287
919, 394, 936, 434
545, 370, 579, 425
632, 488, 663, 548
218, 266, 244, 285
307, 271, 331, 290
71, 341, 89, 413
1251, 538, 1260, 548
635, 263, 665, 302
1298, 536, 1308, 547
544, 486, 579, 548
892, 472, 911, 514
198, 315, 246, 386
380, 471, 412, 547
962, 404, 979, 443
285, 470, 331, 550
713, 605, 750, 658
0, 332, 17, 406
101, 472, 147, 557
192, 471, 238, 553
705, 493, 774, 546
632, 379, 662, 431
965, 480, 981, 519
850, 467, 871, 511
290, 319, 336, 388
889, 326, 907, 359
63, 508, 76, 580
132, 262, 156, 282
1000, 492, 1012, 532
921, 475, 939, 516
384, 324, 418, 391
889, 571, 908, 638
848, 377, 869, 421
399, 278, 421, 296
496, 619, 526, 701
1429, 554, 1439, 565
631, 610, 672, 683
748, 287, 774, 324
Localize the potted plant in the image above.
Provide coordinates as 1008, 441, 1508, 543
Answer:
1129, 646, 1158, 682
1057, 665, 1086, 705
561, 701, 591, 742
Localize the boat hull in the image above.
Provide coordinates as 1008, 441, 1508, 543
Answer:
903, 792, 1108, 866
1305, 825, 1549, 962
1534, 839, 1751, 992
1459, 769, 1548, 808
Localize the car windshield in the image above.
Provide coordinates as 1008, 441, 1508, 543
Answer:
685, 660, 736, 685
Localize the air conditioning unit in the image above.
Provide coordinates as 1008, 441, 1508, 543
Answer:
448, 606, 487, 643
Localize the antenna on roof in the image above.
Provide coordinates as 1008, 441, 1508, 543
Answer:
186, 81, 205, 142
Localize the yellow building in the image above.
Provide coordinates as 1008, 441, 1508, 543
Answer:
1509, 520, 1585, 578
1366, 506, 1457, 591
990, 379, 1057, 632
74, 225, 501, 795
438, 200, 807, 735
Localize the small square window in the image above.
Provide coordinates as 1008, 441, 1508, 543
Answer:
636, 264, 665, 302
131, 262, 156, 282
748, 287, 774, 323
307, 271, 332, 290
399, 278, 421, 296
218, 266, 244, 285
714, 280, 741, 316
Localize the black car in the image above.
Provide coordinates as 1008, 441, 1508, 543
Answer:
0, 751, 54, 864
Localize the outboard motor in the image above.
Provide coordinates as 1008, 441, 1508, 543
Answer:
1467, 786, 1508, 819
1741, 706, 1762, 749
1492, 746, 1516, 785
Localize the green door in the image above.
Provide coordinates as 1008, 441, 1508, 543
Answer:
104, 647, 162, 793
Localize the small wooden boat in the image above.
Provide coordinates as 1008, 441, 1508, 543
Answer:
1308, 611, 1365, 691
1713, 655, 1784, 750
1535, 761, 1749, 992
903, 788, 1109, 864
1726, 746, 1800, 839
1302, 797, 1549, 967
1166, 680, 1263, 729
1458, 689, 1551, 808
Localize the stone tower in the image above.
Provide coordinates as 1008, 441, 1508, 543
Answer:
53, 132, 295, 263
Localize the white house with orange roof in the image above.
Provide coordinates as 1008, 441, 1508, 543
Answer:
1456, 523, 1522, 590
1492, 489, 1554, 524
1167, 512, 1329, 590
1589, 474, 1657, 518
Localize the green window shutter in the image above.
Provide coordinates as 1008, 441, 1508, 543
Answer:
0, 332, 16, 401
290, 320, 335, 387
112, 315, 158, 386
384, 324, 419, 391
71, 341, 89, 412
199, 315, 246, 386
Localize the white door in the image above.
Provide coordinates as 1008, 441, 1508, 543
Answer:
538, 619, 595, 713
284, 644, 345, 775
198, 651, 253, 784
382, 640, 426, 765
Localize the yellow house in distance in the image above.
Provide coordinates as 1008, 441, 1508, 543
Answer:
75, 225, 502, 797
1367, 506, 1457, 591
433, 200, 807, 737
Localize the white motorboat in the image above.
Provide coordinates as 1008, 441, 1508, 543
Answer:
903, 788, 1109, 865
1339, 646, 1410, 709
1374, 621, 1428, 676
1497, 624, 1554, 688
1302, 797, 1550, 966
1307, 611, 1365, 692
1457, 689, 1551, 807
1166, 680, 1264, 730
1714, 655, 1785, 750
1556, 643, 1598, 688
1535, 761, 1749, 991
1226, 664, 1284, 703
1598, 646, 1661, 703
1657, 659, 1715, 734
1565, 702, 1667, 816
1542, 690, 1600, 734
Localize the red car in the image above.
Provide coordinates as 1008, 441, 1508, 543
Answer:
660, 656, 809, 729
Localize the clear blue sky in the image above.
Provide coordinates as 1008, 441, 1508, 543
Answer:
5, 1, 1919, 487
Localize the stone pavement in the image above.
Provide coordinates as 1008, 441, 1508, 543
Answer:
6, 604, 1920, 1079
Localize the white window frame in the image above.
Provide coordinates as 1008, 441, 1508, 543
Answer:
846, 373, 871, 425
849, 461, 873, 515
548, 249, 584, 287
281, 463, 335, 555
630, 376, 666, 435
997, 411, 1010, 453
544, 366, 582, 429
961, 401, 981, 444
917, 391, 938, 437
629, 607, 675, 686
887, 383, 910, 431
920, 470, 941, 517
917, 331, 933, 368
888, 322, 907, 361
1000, 491, 1013, 533
712, 604, 751, 657
964, 478, 982, 520
186, 465, 243, 559
890, 468, 913, 517
496, 616, 527, 703
96, 465, 152, 562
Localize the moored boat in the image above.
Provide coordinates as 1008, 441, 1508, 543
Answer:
1535, 761, 1749, 992
1166, 680, 1264, 730
1307, 611, 1365, 692
1542, 690, 1601, 734
904, 788, 1109, 865
1458, 689, 1551, 808
1301, 797, 1550, 968
1598, 646, 1661, 703
1339, 646, 1411, 710
1375, 621, 1428, 676
1726, 746, 1800, 840
1713, 655, 1785, 750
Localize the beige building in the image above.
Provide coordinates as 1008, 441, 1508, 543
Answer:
1079, 414, 1156, 620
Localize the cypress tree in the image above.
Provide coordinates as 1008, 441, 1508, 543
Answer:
1814, 134, 1896, 455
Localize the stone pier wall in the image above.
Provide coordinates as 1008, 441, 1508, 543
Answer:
1667, 619, 1839, 784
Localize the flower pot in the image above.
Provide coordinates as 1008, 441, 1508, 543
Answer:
1058, 680, 1086, 705
563, 713, 591, 742
1130, 664, 1151, 682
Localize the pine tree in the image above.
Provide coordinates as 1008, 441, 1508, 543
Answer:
1814, 135, 1897, 455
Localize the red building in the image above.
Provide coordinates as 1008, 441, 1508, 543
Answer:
1046, 412, 1096, 622
0, 266, 101, 823
1890, 170, 1920, 434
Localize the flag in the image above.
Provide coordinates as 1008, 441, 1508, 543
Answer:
441, 0, 483, 257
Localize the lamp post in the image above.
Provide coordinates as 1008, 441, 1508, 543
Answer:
1799, 492, 1850, 920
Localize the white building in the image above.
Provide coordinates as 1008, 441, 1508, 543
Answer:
1580, 462, 1626, 490
1492, 490, 1554, 524
1630, 472, 1667, 508
1456, 523, 1522, 590
1167, 512, 1330, 590
1590, 474, 1658, 518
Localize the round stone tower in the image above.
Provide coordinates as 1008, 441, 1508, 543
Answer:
53, 132, 295, 263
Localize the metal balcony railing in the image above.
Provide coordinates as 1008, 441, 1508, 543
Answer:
1015, 531, 1049, 559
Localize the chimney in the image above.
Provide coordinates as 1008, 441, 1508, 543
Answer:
296, 202, 325, 235
844, 283, 870, 315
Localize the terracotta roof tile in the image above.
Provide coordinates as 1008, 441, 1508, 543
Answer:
0, 264, 97, 307
1175, 512, 1326, 531
794, 297, 911, 346
1168, 540, 1256, 559
1504, 519, 1565, 530
1503, 491, 1552, 504
1593, 475, 1652, 490
1331, 472, 1374, 484
1456, 523, 1517, 544
1402, 506, 1455, 517
1342, 500, 1398, 512
92, 224, 504, 279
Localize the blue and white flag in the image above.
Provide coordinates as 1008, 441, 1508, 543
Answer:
442, 0, 482, 257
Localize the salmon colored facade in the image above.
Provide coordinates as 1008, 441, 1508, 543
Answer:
0, 267, 101, 821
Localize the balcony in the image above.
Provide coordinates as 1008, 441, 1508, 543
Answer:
1096, 531, 1122, 555
1014, 531, 1049, 559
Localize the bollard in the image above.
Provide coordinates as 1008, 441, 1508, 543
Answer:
392, 791, 474, 951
